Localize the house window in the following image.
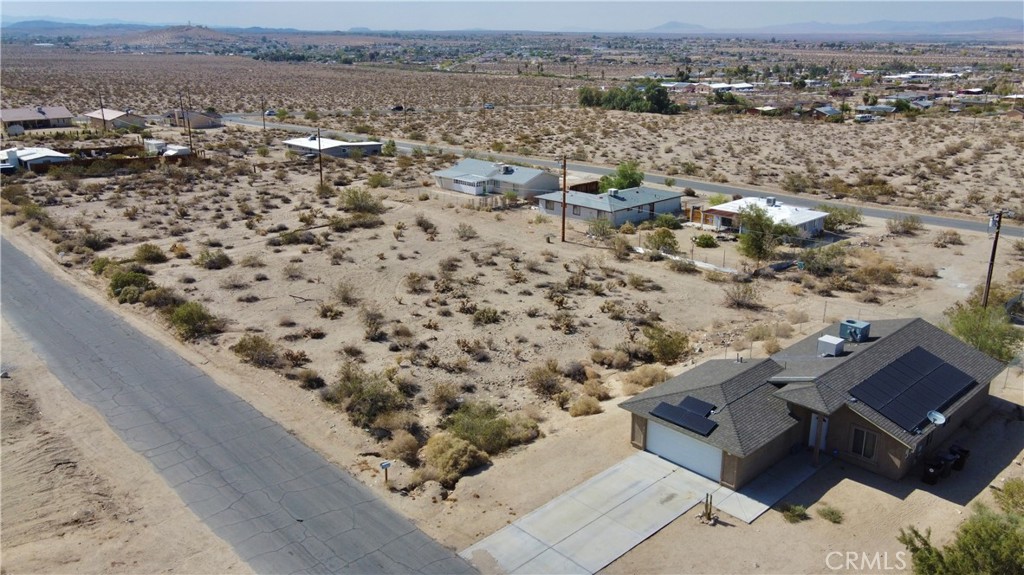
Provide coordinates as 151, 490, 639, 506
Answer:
572, 205, 581, 216
545, 200, 554, 210
851, 427, 877, 460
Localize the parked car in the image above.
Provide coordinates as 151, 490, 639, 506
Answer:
265, 109, 277, 116
483, 103, 495, 110
390, 105, 404, 112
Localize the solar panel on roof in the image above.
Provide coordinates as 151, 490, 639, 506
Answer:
679, 396, 716, 417
850, 347, 977, 433
651, 402, 718, 436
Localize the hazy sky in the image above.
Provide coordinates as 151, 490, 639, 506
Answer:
3, 1, 1021, 31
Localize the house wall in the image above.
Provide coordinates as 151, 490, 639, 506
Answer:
720, 423, 803, 490
437, 177, 487, 196
630, 414, 647, 449
539, 196, 679, 226
538, 198, 609, 223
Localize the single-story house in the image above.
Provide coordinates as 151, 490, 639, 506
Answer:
1, 106, 74, 134
0, 146, 72, 171
621, 318, 1004, 489
700, 196, 826, 237
431, 158, 559, 199
812, 106, 842, 119
856, 105, 897, 115
283, 135, 381, 159
84, 108, 147, 131
165, 110, 222, 129
535, 186, 683, 227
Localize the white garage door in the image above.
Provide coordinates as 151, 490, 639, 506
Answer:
646, 420, 722, 481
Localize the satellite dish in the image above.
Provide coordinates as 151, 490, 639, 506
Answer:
927, 411, 946, 426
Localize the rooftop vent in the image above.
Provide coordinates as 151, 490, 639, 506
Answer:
36, 106, 45, 115
817, 335, 845, 357
765, 196, 776, 206
502, 165, 513, 174
608, 188, 619, 196
839, 319, 871, 343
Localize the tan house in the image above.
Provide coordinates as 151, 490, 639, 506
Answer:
84, 108, 147, 131
166, 110, 221, 129
621, 318, 1003, 490
0, 106, 74, 134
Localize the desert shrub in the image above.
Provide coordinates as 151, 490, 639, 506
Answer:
91, 256, 112, 276
909, 263, 938, 278
415, 213, 437, 233
385, 429, 421, 466
851, 256, 900, 285
134, 243, 168, 264
643, 326, 690, 364
443, 401, 538, 455
168, 301, 219, 341
340, 186, 385, 214
239, 254, 265, 268
619, 221, 636, 234
569, 396, 603, 417
666, 258, 698, 274
230, 334, 280, 368
816, 504, 844, 524
994, 477, 1024, 515
653, 213, 681, 230
109, 271, 154, 300
359, 305, 386, 341
582, 379, 611, 400
455, 223, 478, 240
591, 349, 631, 370
430, 381, 460, 412
587, 217, 615, 241
195, 248, 232, 270
692, 231, 716, 247
801, 244, 847, 277
933, 229, 964, 248
723, 282, 762, 309
644, 228, 679, 253
322, 362, 407, 428
763, 337, 782, 354
527, 362, 563, 397
419, 432, 490, 489
297, 369, 326, 390
780, 503, 809, 523
140, 286, 184, 309
623, 364, 669, 390
886, 214, 923, 235
331, 281, 359, 305
366, 172, 391, 188
473, 307, 501, 326
560, 360, 587, 383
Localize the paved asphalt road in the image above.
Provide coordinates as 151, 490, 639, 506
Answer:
225, 114, 1023, 239
0, 238, 475, 575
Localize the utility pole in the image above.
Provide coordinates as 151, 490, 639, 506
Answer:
261, 96, 266, 131
98, 94, 108, 133
560, 155, 567, 243
317, 127, 323, 187
982, 210, 1004, 308
178, 93, 193, 152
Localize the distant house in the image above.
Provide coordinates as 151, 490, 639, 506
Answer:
0, 146, 71, 172
282, 135, 381, 159
699, 196, 826, 237
621, 318, 1004, 489
165, 110, 221, 129
535, 186, 683, 227
910, 99, 934, 111
812, 106, 842, 120
84, 108, 147, 131
431, 158, 559, 199
856, 105, 897, 115
0, 106, 74, 135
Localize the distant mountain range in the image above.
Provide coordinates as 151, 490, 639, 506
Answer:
2, 16, 1022, 41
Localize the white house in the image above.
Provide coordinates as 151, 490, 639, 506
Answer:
535, 186, 683, 227
84, 108, 147, 130
431, 158, 559, 199
0, 146, 72, 171
283, 135, 381, 158
702, 197, 827, 236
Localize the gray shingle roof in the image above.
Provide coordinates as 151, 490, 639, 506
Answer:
623, 318, 1006, 455
0, 106, 74, 123
536, 186, 683, 213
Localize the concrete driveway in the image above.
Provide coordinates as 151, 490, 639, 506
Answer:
462, 450, 828, 574
461, 452, 716, 574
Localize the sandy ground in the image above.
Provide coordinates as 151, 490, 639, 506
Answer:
2, 112, 1023, 572
0, 318, 250, 575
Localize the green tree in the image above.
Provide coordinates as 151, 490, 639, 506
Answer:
645, 228, 679, 253
304, 110, 319, 121
599, 161, 644, 193
815, 204, 863, 231
381, 139, 397, 157
275, 109, 289, 121
736, 204, 798, 264
898, 503, 1024, 575
943, 302, 1024, 362
708, 193, 729, 206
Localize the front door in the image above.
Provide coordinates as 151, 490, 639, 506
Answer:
808, 414, 829, 450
